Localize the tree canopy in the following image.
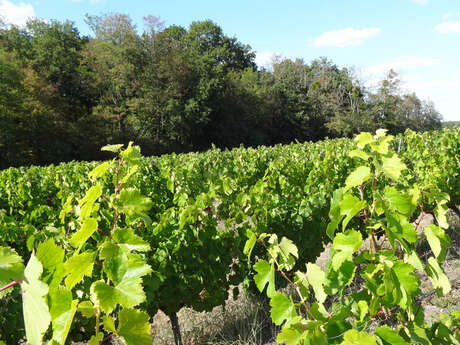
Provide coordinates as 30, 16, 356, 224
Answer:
0, 14, 442, 168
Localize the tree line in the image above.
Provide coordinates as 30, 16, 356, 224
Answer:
0, 14, 442, 169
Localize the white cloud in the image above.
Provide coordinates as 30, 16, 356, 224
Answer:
362, 56, 440, 78
255, 51, 281, 68
410, 0, 428, 5
0, 0, 35, 27
442, 13, 452, 20
313, 27, 381, 48
435, 21, 460, 34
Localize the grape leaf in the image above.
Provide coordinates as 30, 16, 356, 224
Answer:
36, 239, 64, 274
331, 230, 362, 271
117, 309, 152, 345
391, 262, 420, 310
90, 250, 151, 313
22, 254, 51, 345
101, 144, 123, 152
349, 149, 369, 161
278, 237, 298, 270
0, 246, 24, 296
342, 329, 377, 344
384, 186, 414, 217
113, 228, 150, 252
243, 230, 257, 259
375, 326, 409, 345
339, 194, 365, 231
276, 327, 303, 345
344, 166, 371, 191
89, 161, 110, 180
424, 224, 450, 262
116, 188, 152, 216
382, 154, 406, 181
64, 252, 94, 289
77, 300, 95, 318
270, 292, 297, 326
49, 287, 78, 345
306, 263, 327, 304
354, 132, 374, 149
327, 188, 344, 239
253, 260, 275, 297
426, 257, 451, 296
79, 185, 102, 219
69, 218, 98, 251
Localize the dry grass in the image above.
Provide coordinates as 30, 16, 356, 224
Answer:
151, 288, 276, 345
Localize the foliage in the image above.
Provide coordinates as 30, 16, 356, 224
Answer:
245, 129, 459, 344
0, 128, 458, 344
0, 143, 154, 345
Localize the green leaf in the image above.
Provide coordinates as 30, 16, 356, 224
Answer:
404, 251, 423, 271
244, 230, 257, 259
79, 185, 102, 220
36, 239, 64, 274
381, 154, 406, 180
375, 326, 409, 345
391, 262, 420, 310
101, 144, 123, 152
77, 300, 95, 318
326, 260, 356, 295
434, 198, 449, 229
341, 329, 377, 345
253, 260, 275, 297
116, 188, 153, 216
120, 142, 142, 163
331, 230, 362, 271
91, 249, 152, 313
117, 309, 152, 345
426, 257, 451, 296
0, 246, 24, 295
386, 213, 417, 250
69, 218, 98, 251
357, 300, 368, 322
374, 128, 388, 138
64, 252, 94, 289
103, 315, 116, 333
89, 161, 110, 180
327, 188, 344, 239
349, 149, 370, 161
22, 254, 51, 345
49, 287, 78, 345
424, 224, 450, 261
113, 228, 150, 252
344, 166, 371, 191
384, 186, 414, 217
354, 132, 374, 149
306, 263, 327, 304
278, 237, 298, 270
88, 333, 103, 345
270, 292, 297, 326
276, 327, 303, 345
340, 194, 365, 231
373, 135, 393, 154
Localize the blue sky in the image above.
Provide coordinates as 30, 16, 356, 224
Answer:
1, 0, 459, 121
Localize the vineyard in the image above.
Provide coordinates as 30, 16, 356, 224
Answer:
0, 128, 459, 345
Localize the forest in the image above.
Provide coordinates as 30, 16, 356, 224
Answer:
0, 13, 443, 169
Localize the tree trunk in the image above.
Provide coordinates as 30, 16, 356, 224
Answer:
169, 312, 183, 345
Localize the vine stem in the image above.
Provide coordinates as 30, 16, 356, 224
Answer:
95, 309, 101, 341
0, 279, 21, 293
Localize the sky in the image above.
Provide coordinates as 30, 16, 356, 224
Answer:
1, 0, 459, 121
